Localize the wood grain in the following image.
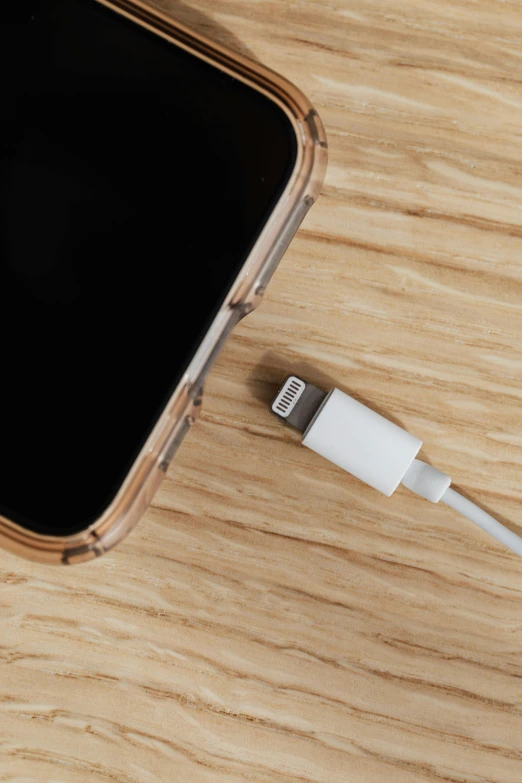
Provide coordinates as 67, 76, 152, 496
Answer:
2, 1, 522, 780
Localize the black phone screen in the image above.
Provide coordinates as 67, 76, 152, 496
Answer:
0, 0, 297, 536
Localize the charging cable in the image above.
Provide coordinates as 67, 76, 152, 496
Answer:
271, 376, 522, 558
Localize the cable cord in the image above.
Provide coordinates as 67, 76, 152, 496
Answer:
400, 457, 522, 557
441, 486, 522, 558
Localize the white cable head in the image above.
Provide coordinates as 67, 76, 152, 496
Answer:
272, 377, 421, 497
303, 388, 422, 496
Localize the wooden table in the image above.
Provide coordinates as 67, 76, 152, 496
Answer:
2, 1, 522, 780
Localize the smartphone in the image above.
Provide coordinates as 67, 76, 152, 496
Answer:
0, 0, 327, 564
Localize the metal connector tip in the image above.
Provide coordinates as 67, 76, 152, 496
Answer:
270, 375, 327, 434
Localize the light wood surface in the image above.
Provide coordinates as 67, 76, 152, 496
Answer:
2, 1, 522, 780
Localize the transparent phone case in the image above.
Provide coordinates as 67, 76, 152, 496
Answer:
1, 0, 328, 564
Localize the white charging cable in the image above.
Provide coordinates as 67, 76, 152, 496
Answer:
271, 376, 522, 558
